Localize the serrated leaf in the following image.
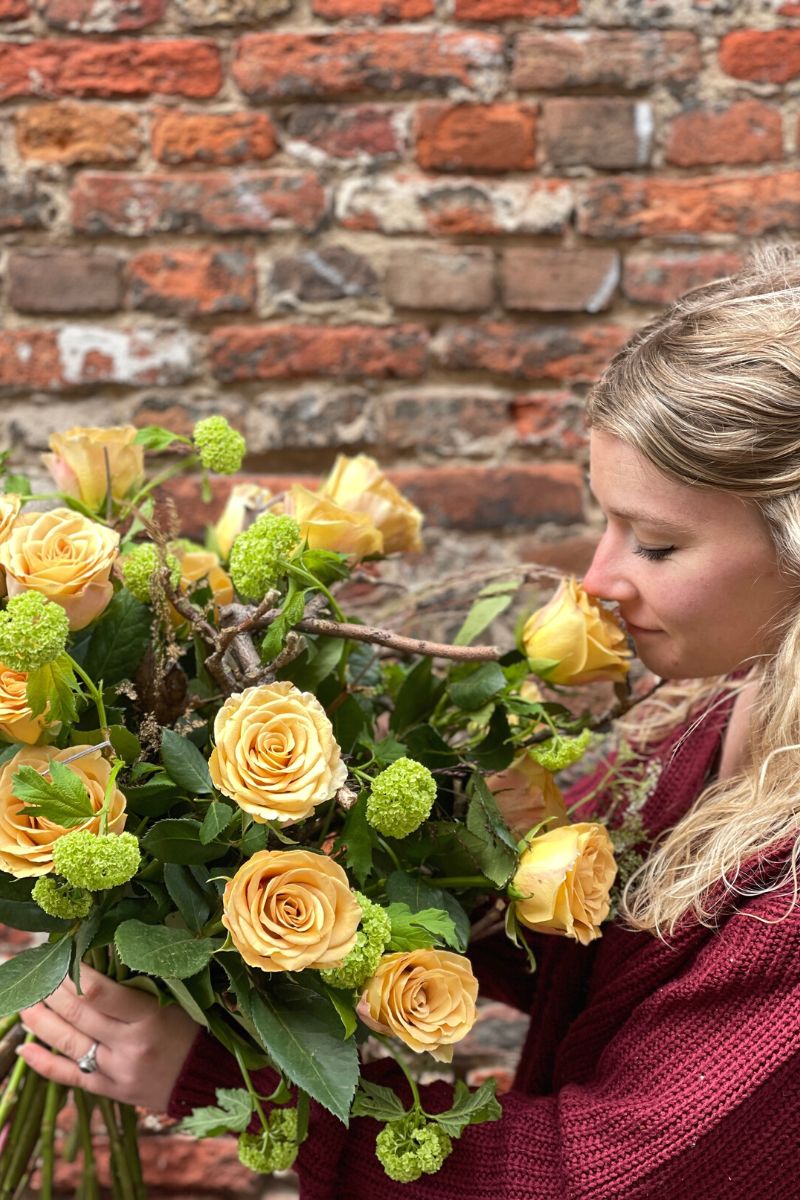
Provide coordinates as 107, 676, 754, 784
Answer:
165, 977, 210, 1029
160, 729, 213, 795
351, 1079, 406, 1123
142, 818, 227, 864
163, 863, 213, 932
15, 760, 94, 828
448, 661, 507, 712
199, 801, 236, 845
115, 920, 219, 980
385, 902, 458, 952
432, 1079, 502, 1138
178, 1088, 253, 1138
385, 871, 469, 953
84, 591, 151, 685
336, 795, 373, 887
27, 656, 78, 725
0, 937, 72, 1019
134, 425, 186, 452
466, 774, 518, 888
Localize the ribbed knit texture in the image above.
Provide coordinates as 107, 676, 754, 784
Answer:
169, 691, 800, 1198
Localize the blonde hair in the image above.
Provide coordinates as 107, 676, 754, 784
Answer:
586, 243, 800, 936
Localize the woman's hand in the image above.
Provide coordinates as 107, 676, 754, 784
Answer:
18, 964, 201, 1113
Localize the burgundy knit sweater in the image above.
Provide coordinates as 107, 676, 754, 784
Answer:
168, 693, 800, 1199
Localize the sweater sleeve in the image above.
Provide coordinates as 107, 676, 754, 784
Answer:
295, 891, 800, 1200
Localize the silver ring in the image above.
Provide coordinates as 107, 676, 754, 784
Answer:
76, 1041, 99, 1075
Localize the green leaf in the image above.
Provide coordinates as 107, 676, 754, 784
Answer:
470, 705, 514, 773
0, 875, 70, 934
3, 473, 31, 496
391, 658, 443, 735
178, 1088, 253, 1138
142, 818, 227, 864
163, 863, 213, 932
0, 937, 72, 1019
466, 774, 517, 888
432, 1079, 502, 1138
165, 977, 211, 1029
281, 636, 343, 691
134, 425, 187, 452
454, 583, 517, 647
351, 1079, 406, 1123
115, 920, 219, 980
385, 871, 469, 953
199, 801, 236, 845
336, 796, 373, 887
260, 587, 307, 664
369, 734, 407, 767
84, 591, 151, 685
27, 656, 78, 725
160, 729, 213, 795
331, 695, 367, 756
448, 661, 507, 712
385, 902, 458, 952
14, 760, 94, 828
249, 979, 359, 1125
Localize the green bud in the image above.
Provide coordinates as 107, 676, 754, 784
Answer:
529, 728, 593, 773
120, 543, 182, 604
229, 514, 301, 602
192, 416, 246, 475
321, 892, 392, 991
366, 758, 437, 839
0, 592, 69, 673
237, 1108, 299, 1174
52, 830, 141, 892
31, 876, 93, 920
375, 1111, 452, 1183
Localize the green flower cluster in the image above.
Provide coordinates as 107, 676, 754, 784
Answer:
366, 758, 437, 839
229, 514, 301, 601
120, 543, 182, 604
375, 1111, 453, 1183
192, 416, 246, 475
237, 1107, 299, 1174
321, 892, 391, 991
52, 831, 141, 891
32, 876, 93, 920
0, 592, 69, 673
529, 727, 593, 773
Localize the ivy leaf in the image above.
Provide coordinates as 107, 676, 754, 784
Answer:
177, 1088, 253, 1138
432, 1079, 502, 1138
385, 902, 458, 952
14, 760, 94, 828
351, 1079, 406, 1123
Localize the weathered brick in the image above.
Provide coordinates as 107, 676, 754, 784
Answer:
415, 103, 536, 173
211, 324, 428, 381
0, 40, 222, 101
501, 248, 619, 313
0, 174, 54, 230
579, 172, 800, 239
542, 98, 653, 169
16, 102, 141, 164
130, 393, 245, 440
0, 327, 194, 393
312, 0, 434, 19
437, 321, 628, 382
622, 250, 745, 305
127, 249, 256, 315
152, 109, 276, 165
582, 0, 737, 25
395, 463, 584, 529
232, 32, 504, 101
386, 245, 494, 311
245, 388, 379, 452
454, 0, 577, 19
9, 250, 122, 314
176, 0, 291, 22
269, 246, 380, 308
666, 99, 782, 167
516, 532, 597, 575
719, 30, 800, 83
0, 0, 28, 17
511, 390, 587, 451
512, 30, 700, 90
380, 387, 510, 451
337, 174, 572, 235
42, 0, 165, 30
286, 105, 403, 164
71, 172, 326, 236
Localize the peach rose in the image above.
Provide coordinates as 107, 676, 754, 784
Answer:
321, 454, 423, 554
209, 681, 347, 825
0, 667, 51, 745
222, 849, 361, 972
214, 483, 274, 561
511, 822, 617, 946
283, 483, 383, 559
43, 425, 145, 512
0, 507, 119, 631
522, 577, 631, 686
0, 494, 21, 545
358, 949, 478, 1063
172, 544, 234, 609
487, 753, 568, 840
0, 745, 127, 878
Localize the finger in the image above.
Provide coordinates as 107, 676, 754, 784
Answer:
61, 965, 160, 1024
16, 1042, 119, 1100
19, 1003, 110, 1076
37, 984, 120, 1046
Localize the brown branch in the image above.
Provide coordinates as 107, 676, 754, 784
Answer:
296, 617, 501, 661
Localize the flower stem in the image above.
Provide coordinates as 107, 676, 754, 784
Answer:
67, 654, 108, 738
0, 1035, 33, 1129
0, 1067, 47, 1198
374, 1035, 421, 1112
39, 1081, 66, 1200
0, 1015, 19, 1043
72, 1089, 100, 1200
98, 1096, 136, 1200
117, 1103, 147, 1199
234, 1046, 270, 1133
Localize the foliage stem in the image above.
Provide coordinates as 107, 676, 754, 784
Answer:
234, 1045, 270, 1134
67, 655, 108, 739
72, 1089, 100, 1200
39, 1080, 66, 1200
98, 1096, 137, 1200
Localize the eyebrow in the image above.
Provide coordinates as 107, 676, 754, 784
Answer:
605, 505, 687, 530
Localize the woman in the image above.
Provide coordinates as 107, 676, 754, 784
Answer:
18, 246, 800, 1197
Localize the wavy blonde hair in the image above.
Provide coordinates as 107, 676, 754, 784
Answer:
586, 243, 800, 936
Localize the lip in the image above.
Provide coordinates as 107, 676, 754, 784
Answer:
623, 620, 662, 636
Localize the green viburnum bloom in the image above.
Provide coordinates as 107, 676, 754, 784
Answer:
237, 1108, 299, 1174
192, 416, 246, 475
375, 1111, 453, 1183
31, 876, 93, 920
366, 758, 437, 839
0, 592, 69, 673
529, 727, 593, 773
120, 543, 182, 604
321, 892, 392, 991
52, 830, 141, 892
229, 514, 301, 601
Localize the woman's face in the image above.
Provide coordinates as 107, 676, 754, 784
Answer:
582, 431, 797, 679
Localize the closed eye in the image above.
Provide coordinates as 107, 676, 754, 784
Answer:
633, 544, 675, 562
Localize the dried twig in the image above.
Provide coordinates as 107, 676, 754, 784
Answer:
296, 617, 501, 661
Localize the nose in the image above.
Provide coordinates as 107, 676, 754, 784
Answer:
582, 527, 638, 604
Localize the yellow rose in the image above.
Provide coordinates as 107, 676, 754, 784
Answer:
511, 822, 617, 946
0, 494, 21, 544
522, 577, 631, 685
0, 507, 119, 630
43, 425, 145, 512
222, 848, 361, 972
487, 752, 568, 840
283, 483, 383, 559
171, 544, 234, 609
0, 745, 127, 878
214, 483, 273, 560
0, 666, 51, 745
209, 681, 347, 825
358, 949, 478, 1063
321, 454, 423, 555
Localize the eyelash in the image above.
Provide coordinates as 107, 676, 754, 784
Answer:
634, 544, 676, 562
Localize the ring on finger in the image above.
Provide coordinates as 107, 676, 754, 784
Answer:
76, 1041, 100, 1074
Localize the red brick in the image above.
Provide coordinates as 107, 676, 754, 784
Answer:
437, 322, 628, 382
71, 171, 326, 235
719, 30, 800, 83
0, 0, 28, 17
0, 177, 54, 230
127, 249, 256, 315
286, 105, 402, 162
0, 40, 222, 101
666, 99, 782, 167
210, 324, 428, 381
9, 250, 122, 313
455, 0, 577, 19
16, 102, 141, 164
415, 103, 536, 173
269, 246, 379, 306
622, 251, 745, 305
42, 0, 165, 29
381, 388, 509, 449
542, 98, 652, 169
0, 327, 193, 393
512, 30, 700, 90
395, 463, 584, 529
232, 32, 504, 100
501, 248, 619, 313
516, 533, 597, 575
313, 0, 433, 18
337, 174, 572, 235
152, 109, 276, 165
779, 1, 800, 12
578, 172, 800, 240
387, 246, 494, 310
511, 390, 587, 451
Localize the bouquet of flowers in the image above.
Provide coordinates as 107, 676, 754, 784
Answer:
0, 418, 631, 1197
